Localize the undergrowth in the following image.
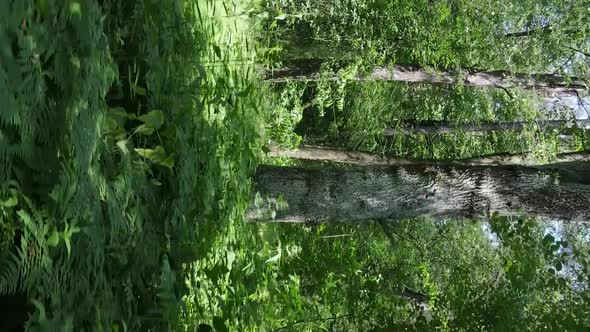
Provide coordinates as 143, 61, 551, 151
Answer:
262, 78, 590, 164
0, 0, 264, 330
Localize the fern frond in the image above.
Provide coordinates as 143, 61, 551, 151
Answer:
0, 252, 21, 295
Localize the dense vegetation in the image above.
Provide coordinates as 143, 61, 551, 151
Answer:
1, 0, 589, 331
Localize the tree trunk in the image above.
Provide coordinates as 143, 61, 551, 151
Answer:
249, 163, 590, 223
268, 145, 590, 167
383, 119, 590, 136
267, 63, 587, 97
503, 28, 580, 38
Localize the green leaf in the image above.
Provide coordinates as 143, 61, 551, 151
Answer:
136, 146, 165, 160
213, 316, 228, 332
70, 56, 80, 69
265, 249, 281, 264
254, 192, 262, 208
555, 261, 563, 271
65, 238, 72, 257
70, 2, 81, 16
30, 299, 47, 322
543, 234, 555, 244
159, 154, 175, 169
1, 196, 17, 208
226, 250, 236, 271
130, 83, 147, 96
138, 109, 164, 130
36, 0, 48, 17
109, 109, 137, 119
47, 231, 59, 247
503, 257, 513, 271
213, 45, 222, 59
116, 140, 129, 155
135, 146, 175, 169
134, 124, 155, 136
198, 324, 213, 332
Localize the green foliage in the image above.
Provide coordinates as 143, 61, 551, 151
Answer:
260, 0, 590, 74
258, 0, 590, 163
1, 0, 262, 330
261, 81, 304, 149
253, 218, 590, 331
2, 0, 589, 331
292, 80, 584, 162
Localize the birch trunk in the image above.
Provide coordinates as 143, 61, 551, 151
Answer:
249, 163, 590, 223
267, 63, 587, 97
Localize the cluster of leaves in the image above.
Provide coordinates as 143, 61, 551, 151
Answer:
293, 81, 587, 162
252, 0, 590, 162
0, 0, 263, 330
260, 81, 305, 149
259, 218, 590, 331
249, 1, 590, 331
259, 0, 590, 75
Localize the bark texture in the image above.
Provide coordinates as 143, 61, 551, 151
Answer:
383, 119, 590, 136
269, 145, 590, 167
267, 63, 587, 97
250, 163, 590, 223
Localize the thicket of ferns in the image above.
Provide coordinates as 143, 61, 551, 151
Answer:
0, 0, 260, 330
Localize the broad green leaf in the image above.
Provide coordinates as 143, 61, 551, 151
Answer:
136, 146, 166, 161
116, 140, 129, 155
47, 231, 59, 247
138, 110, 164, 130
159, 154, 175, 169
134, 124, 155, 136
1, 196, 17, 207
70, 2, 81, 16
70, 56, 80, 69
213, 317, 228, 332
135, 146, 174, 168
130, 83, 147, 96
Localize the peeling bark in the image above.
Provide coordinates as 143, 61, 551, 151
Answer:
250, 163, 590, 223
